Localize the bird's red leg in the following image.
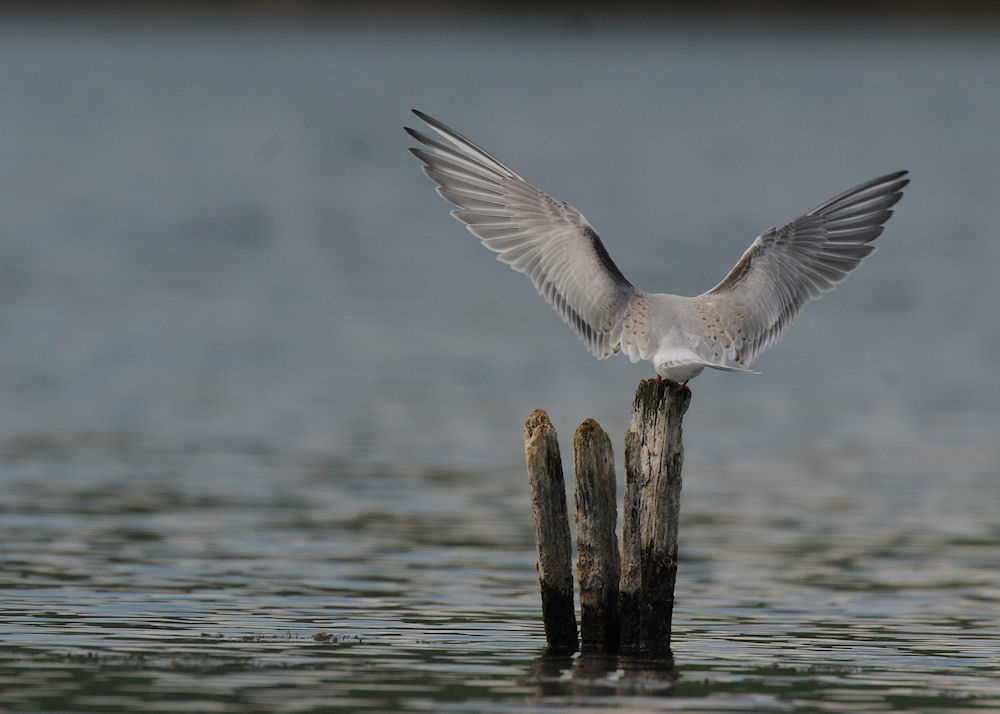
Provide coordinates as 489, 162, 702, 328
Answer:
672, 379, 690, 392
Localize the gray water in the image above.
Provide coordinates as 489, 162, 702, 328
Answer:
1, 12, 999, 712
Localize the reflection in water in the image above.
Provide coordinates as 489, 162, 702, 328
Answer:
531, 652, 678, 699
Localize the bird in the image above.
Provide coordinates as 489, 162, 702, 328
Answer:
405, 109, 907, 386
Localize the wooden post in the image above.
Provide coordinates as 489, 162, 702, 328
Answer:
524, 409, 578, 654
618, 429, 642, 653
573, 419, 620, 652
624, 378, 691, 657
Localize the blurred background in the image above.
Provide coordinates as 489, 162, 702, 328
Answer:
2, 1, 998, 470
1, 3, 998, 711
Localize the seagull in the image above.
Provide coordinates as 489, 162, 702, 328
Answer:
406, 110, 907, 385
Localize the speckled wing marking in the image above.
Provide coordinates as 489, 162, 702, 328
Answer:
616, 295, 653, 364
691, 171, 909, 368
406, 110, 644, 358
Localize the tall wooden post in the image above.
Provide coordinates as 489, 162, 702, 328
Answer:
623, 378, 691, 657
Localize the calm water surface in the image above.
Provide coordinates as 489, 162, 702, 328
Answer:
1, 14, 998, 712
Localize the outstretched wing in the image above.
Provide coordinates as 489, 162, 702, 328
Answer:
406, 110, 642, 358
692, 170, 909, 368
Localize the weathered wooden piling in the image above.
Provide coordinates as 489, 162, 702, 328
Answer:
524, 379, 690, 658
618, 429, 643, 653
524, 409, 578, 654
625, 378, 691, 656
573, 419, 620, 651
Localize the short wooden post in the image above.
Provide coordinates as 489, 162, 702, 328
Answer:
524, 409, 578, 654
624, 378, 691, 657
618, 429, 642, 653
573, 419, 620, 651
